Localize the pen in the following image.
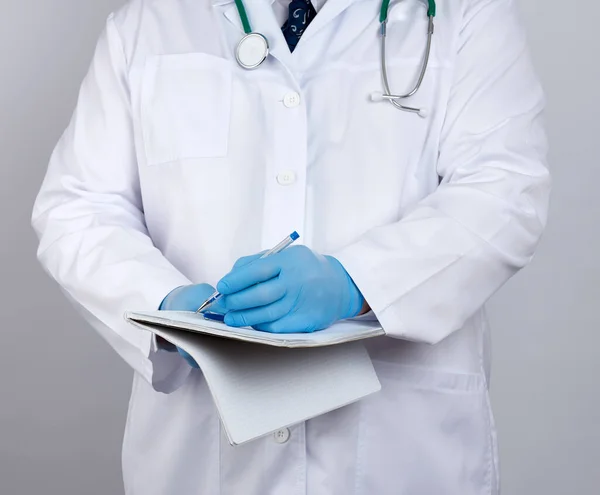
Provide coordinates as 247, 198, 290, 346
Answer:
195, 231, 300, 314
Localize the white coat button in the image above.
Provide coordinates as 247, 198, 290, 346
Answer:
273, 428, 290, 444
283, 92, 301, 108
276, 170, 297, 186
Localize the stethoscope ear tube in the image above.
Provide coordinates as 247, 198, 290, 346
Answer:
376, 9, 435, 117
370, 92, 428, 117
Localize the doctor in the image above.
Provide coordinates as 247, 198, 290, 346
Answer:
32, 0, 550, 492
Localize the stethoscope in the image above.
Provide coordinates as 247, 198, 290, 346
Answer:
233, 0, 436, 117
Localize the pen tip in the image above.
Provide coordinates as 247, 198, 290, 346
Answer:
291, 231, 300, 241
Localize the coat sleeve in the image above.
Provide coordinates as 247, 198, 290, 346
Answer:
334, 0, 551, 344
31, 14, 193, 392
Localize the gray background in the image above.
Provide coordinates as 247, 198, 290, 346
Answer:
1, 0, 598, 493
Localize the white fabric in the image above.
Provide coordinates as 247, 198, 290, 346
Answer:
32, 0, 550, 493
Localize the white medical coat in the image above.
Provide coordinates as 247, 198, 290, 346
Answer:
32, 0, 550, 493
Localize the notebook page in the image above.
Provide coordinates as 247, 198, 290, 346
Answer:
144, 325, 382, 445
125, 310, 385, 348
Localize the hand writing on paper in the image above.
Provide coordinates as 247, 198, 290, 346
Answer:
217, 246, 365, 333
158, 283, 227, 368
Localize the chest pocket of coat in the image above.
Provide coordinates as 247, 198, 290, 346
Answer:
141, 53, 233, 166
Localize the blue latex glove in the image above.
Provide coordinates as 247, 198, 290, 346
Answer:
217, 246, 364, 333
158, 283, 226, 368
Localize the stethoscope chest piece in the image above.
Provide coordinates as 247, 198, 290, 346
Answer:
235, 33, 269, 69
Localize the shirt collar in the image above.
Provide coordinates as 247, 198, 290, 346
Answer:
211, 0, 327, 7
211, 0, 277, 6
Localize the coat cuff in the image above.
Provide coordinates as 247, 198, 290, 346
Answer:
333, 245, 413, 341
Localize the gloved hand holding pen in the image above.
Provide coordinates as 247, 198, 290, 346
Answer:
217, 245, 366, 333
159, 230, 367, 344
158, 283, 227, 367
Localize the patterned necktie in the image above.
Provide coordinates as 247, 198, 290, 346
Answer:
281, 0, 317, 52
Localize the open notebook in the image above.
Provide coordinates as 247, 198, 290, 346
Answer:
125, 310, 385, 347
125, 310, 385, 445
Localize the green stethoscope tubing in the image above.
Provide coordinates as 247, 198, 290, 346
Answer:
235, 0, 253, 34
234, 0, 437, 114
379, 0, 436, 22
